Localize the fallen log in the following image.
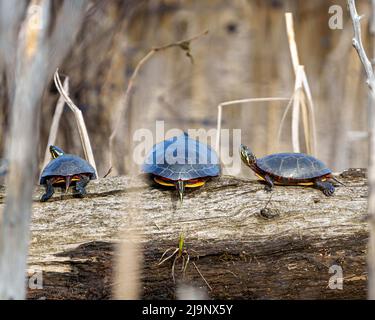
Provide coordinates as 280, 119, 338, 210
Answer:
0, 168, 368, 299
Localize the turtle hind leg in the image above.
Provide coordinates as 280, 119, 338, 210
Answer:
41, 178, 55, 202
264, 174, 274, 192
314, 179, 335, 196
74, 175, 90, 198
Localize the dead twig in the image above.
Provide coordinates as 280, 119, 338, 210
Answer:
192, 262, 212, 292
277, 93, 295, 146
347, 0, 375, 300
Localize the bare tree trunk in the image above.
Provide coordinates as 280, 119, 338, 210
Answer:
11, 171, 368, 300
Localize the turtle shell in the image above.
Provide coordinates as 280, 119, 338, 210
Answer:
40, 154, 97, 185
257, 153, 331, 180
142, 133, 220, 181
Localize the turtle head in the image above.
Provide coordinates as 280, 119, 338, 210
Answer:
49, 146, 65, 159
240, 144, 257, 168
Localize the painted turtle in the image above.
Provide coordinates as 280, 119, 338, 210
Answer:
240, 144, 337, 196
142, 133, 220, 202
40, 146, 96, 201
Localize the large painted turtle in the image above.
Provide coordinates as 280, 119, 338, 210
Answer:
240, 144, 337, 196
142, 133, 220, 202
40, 146, 96, 201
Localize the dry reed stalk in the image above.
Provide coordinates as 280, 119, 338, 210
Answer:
348, 0, 375, 299
300, 69, 318, 154
53, 69, 98, 178
285, 12, 300, 74
291, 66, 303, 153
42, 76, 69, 168
215, 97, 291, 154
106, 30, 208, 176
300, 94, 310, 153
277, 93, 295, 146
285, 12, 317, 155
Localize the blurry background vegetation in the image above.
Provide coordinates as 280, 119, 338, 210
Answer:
0, 0, 371, 177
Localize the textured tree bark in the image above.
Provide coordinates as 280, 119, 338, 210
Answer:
1, 169, 366, 299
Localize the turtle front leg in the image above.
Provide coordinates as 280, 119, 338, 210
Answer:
41, 178, 55, 202
314, 179, 335, 196
264, 174, 274, 192
74, 174, 90, 198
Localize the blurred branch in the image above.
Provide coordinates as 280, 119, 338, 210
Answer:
0, 0, 88, 299
107, 30, 208, 176
0, 0, 28, 100
0, 158, 8, 176
46, 0, 88, 76
113, 228, 142, 299
371, 0, 375, 36
348, 0, 375, 300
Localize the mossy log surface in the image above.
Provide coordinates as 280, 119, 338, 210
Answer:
0, 169, 368, 299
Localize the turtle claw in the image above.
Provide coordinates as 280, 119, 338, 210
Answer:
323, 185, 335, 197
40, 178, 55, 202
264, 185, 272, 193
74, 175, 90, 198
315, 180, 335, 197
263, 174, 274, 193
40, 193, 51, 202
74, 189, 86, 198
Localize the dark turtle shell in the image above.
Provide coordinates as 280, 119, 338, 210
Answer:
142, 133, 220, 181
40, 154, 97, 185
257, 153, 331, 180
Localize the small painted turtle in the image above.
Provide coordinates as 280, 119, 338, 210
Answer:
142, 133, 220, 202
240, 144, 337, 196
40, 146, 96, 201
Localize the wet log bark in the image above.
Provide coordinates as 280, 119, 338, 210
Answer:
0, 168, 367, 299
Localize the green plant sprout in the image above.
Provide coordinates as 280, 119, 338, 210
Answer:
158, 233, 212, 291
158, 233, 190, 283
